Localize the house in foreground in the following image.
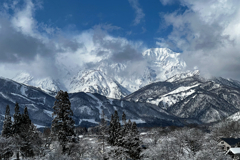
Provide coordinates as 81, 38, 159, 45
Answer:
218, 138, 240, 151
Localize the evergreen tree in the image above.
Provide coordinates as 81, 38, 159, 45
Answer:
99, 110, 107, 135
118, 119, 132, 158
128, 122, 141, 160
108, 110, 121, 146
126, 119, 132, 134
1, 105, 12, 138
131, 122, 138, 135
20, 107, 32, 136
120, 112, 127, 138
122, 112, 126, 126
11, 105, 41, 157
22, 107, 31, 126
98, 110, 108, 159
108, 114, 115, 145
51, 90, 75, 153
12, 102, 22, 135
19, 107, 35, 157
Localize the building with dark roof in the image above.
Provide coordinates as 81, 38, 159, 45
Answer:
218, 138, 240, 151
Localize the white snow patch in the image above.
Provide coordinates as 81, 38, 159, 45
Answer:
167, 84, 199, 95
146, 98, 162, 106
43, 110, 53, 117
109, 98, 114, 105
120, 101, 123, 107
119, 119, 145, 124
146, 84, 199, 107
79, 106, 93, 115
34, 124, 45, 128
0, 92, 15, 103
140, 132, 147, 136
130, 119, 146, 124
10, 93, 34, 102
26, 104, 39, 111
79, 119, 99, 125
20, 85, 28, 96
227, 112, 240, 121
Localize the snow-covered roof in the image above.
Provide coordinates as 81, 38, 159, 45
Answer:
227, 148, 240, 154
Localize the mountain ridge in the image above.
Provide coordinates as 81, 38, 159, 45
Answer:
124, 73, 240, 123
0, 77, 189, 130
13, 47, 188, 99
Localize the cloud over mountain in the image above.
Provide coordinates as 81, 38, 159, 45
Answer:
0, 0, 147, 80
158, 0, 240, 80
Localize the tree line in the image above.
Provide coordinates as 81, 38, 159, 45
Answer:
0, 90, 142, 159
1, 103, 42, 159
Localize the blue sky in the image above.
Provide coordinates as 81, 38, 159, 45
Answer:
33, 0, 183, 48
1, 0, 240, 80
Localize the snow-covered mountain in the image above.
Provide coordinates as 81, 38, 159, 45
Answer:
13, 72, 64, 96
68, 70, 130, 99
99, 48, 187, 93
0, 77, 187, 130
142, 48, 186, 79
3, 72, 240, 129
12, 48, 188, 99
124, 72, 240, 123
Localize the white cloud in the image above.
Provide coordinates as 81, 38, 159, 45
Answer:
11, 0, 37, 36
158, 0, 240, 80
128, 0, 145, 25
0, 0, 147, 80
159, 0, 175, 6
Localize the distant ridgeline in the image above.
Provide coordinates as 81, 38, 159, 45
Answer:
1, 71, 240, 130
0, 77, 184, 130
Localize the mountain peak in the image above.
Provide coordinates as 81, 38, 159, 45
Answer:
13, 72, 33, 84
12, 47, 188, 99
142, 48, 179, 60
69, 69, 130, 99
13, 72, 63, 94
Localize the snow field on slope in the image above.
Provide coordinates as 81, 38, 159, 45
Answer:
78, 106, 94, 115
227, 111, 240, 121
127, 119, 146, 124
147, 84, 199, 107
0, 92, 15, 103
10, 93, 36, 104
20, 85, 28, 96
69, 70, 128, 99
79, 119, 99, 125
78, 119, 146, 125
43, 110, 53, 117
167, 84, 199, 95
